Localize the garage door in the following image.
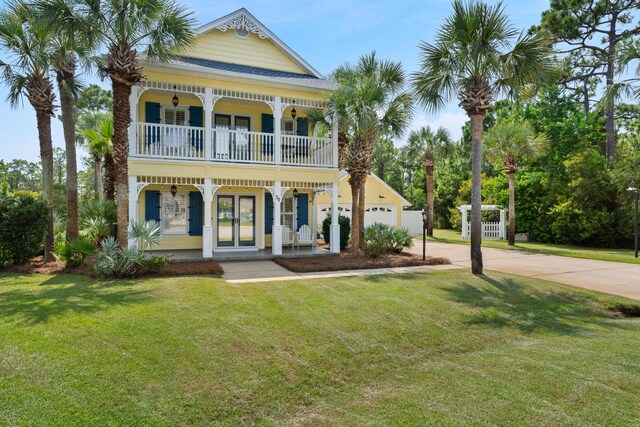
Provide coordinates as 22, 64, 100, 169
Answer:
319, 204, 396, 227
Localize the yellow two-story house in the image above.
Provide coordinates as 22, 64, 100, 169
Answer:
127, 8, 341, 258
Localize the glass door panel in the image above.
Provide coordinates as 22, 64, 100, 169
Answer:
217, 195, 235, 247
238, 196, 256, 247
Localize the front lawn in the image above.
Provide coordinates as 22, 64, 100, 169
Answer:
425, 228, 640, 265
1, 271, 639, 425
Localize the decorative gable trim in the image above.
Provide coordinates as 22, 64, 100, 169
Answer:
195, 8, 324, 79
215, 12, 269, 39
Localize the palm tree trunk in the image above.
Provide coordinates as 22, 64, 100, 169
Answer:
469, 113, 484, 275
426, 166, 434, 237
94, 156, 104, 200
111, 79, 132, 246
350, 180, 360, 255
358, 177, 366, 250
508, 171, 515, 246
103, 151, 115, 201
36, 109, 54, 261
58, 79, 79, 240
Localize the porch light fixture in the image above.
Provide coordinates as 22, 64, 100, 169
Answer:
290, 100, 297, 119
293, 188, 299, 198
170, 184, 178, 198
172, 86, 179, 108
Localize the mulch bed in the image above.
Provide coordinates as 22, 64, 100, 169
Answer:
274, 251, 450, 273
1, 257, 224, 278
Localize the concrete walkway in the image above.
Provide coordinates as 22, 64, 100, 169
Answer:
219, 260, 459, 284
407, 241, 640, 301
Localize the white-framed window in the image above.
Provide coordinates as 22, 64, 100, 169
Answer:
161, 191, 188, 235
162, 106, 187, 126
282, 118, 294, 135
281, 195, 295, 230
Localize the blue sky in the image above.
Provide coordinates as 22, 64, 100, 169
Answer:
0, 0, 549, 162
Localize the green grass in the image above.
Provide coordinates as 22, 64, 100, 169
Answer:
423, 228, 640, 264
1, 271, 639, 425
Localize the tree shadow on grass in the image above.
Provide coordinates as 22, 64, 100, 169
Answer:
0, 274, 153, 326
442, 274, 628, 336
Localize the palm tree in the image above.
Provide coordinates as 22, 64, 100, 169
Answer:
0, 3, 56, 261
46, 0, 195, 246
331, 52, 413, 254
412, 0, 554, 274
80, 116, 113, 201
408, 126, 452, 237
484, 120, 547, 246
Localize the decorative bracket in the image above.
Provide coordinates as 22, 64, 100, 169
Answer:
265, 186, 290, 203
216, 13, 269, 39
136, 183, 149, 197
195, 184, 223, 200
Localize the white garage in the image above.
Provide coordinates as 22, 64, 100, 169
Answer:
316, 172, 411, 231
318, 203, 398, 227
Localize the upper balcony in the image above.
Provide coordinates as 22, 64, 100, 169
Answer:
133, 124, 334, 167
129, 81, 338, 169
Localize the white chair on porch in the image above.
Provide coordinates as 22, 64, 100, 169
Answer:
296, 224, 313, 250
282, 226, 294, 250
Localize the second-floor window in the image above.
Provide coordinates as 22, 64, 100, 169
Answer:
164, 107, 186, 126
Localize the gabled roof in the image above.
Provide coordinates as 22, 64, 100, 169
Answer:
194, 8, 324, 79
339, 170, 411, 207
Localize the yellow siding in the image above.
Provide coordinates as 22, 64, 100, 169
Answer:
188, 30, 308, 74
317, 176, 405, 226
129, 159, 338, 184
144, 70, 326, 101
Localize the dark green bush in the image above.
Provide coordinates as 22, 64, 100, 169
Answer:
363, 223, 413, 258
0, 194, 47, 266
54, 236, 96, 268
322, 214, 351, 250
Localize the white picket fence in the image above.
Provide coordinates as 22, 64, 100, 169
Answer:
466, 222, 505, 240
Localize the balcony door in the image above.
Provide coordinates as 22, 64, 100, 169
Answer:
216, 194, 256, 249
214, 114, 251, 160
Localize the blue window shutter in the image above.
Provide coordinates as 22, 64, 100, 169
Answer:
265, 192, 273, 234
145, 190, 161, 222
296, 193, 308, 230
145, 102, 161, 145
262, 113, 274, 156
188, 191, 203, 236
189, 106, 204, 151
296, 117, 309, 157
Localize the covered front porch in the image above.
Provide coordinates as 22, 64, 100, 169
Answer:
128, 175, 341, 259
148, 246, 331, 262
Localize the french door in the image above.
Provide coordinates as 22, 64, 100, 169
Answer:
216, 194, 256, 249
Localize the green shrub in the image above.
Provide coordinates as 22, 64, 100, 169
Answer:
93, 237, 142, 278
93, 221, 166, 278
55, 236, 96, 268
0, 194, 47, 266
80, 200, 116, 244
322, 214, 351, 250
362, 223, 412, 258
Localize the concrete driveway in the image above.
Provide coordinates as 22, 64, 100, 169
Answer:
409, 241, 640, 301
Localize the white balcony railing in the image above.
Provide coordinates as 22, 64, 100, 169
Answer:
135, 123, 336, 168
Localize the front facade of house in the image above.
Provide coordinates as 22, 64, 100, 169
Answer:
127, 8, 340, 257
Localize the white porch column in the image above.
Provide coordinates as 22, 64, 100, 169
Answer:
272, 181, 283, 255
274, 96, 282, 165
330, 182, 340, 254
499, 209, 506, 240
202, 178, 213, 258
461, 208, 468, 239
128, 175, 138, 248
312, 192, 318, 248
128, 86, 139, 156
332, 113, 339, 168
260, 191, 266, 249
204, 88, 213, 160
